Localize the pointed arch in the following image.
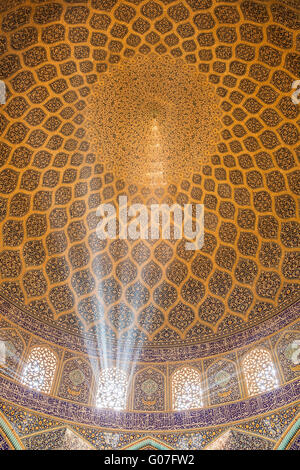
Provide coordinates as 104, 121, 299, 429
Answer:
21, 346, 57, 394
123, 436, 174, 450
242, 347, 278, 396
95, 367, 128, 410
274, 330, 300, 383
57, 356, 93, 404
133, 366, 165, 411
0, 327, 25, 376
206, 358, 241, 405
171, 366, 202, 410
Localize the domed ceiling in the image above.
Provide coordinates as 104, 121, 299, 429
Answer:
0, 0, 299, 362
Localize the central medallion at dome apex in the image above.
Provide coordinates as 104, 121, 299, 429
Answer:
85, 54, 222, 185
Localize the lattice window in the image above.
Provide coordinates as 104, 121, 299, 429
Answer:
243, 348, 278, 396
22, 346, 57, 393
172, 367, 202, 410
96, 367, 128, 410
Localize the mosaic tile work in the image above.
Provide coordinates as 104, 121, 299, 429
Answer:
57, 356, 93, 404
0, 314, 299, 411
86, 53, 222, 184
0, 372, 299, 431
1, 298, 299, 362
0, 0, 299, 449
133, 367, 165, 411
0, 398, 298, 450
288, 430, 300, 450
0, 0, 298, 355
21, 427, 93, 450
275, 330, 300, 384
205, 429, 274, 450
0, 429, 11, 450
206, 358, 241, 406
